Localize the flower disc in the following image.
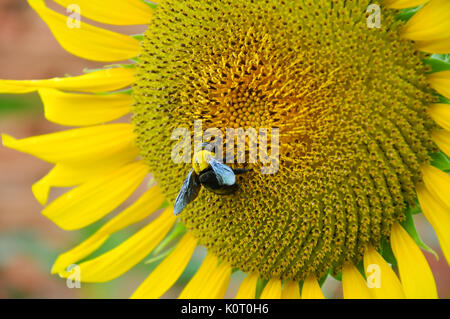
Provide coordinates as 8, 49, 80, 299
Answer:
133, 0, 437, 280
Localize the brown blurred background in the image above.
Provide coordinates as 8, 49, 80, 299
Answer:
0, 0, 448, 299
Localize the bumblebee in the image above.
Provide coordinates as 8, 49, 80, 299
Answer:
173, 143, 248, 215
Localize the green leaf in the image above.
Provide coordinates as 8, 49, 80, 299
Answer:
142, 0, 158, 10
381, 237, 397, 267
82, 64, 135, 74
255, 278, 268, 299
424, 54, 450, 73
160, 200, 170, 209
330, 271, 342, 282
152, 222, 186, 255
0, 93, 41, 115
96, 88, 133, 96
408, 200, 422, 215
318, 271, 329, 287
401, 208, 439, 260
144, 246, 175, 265
132, 34, 145, 42
439, 95, 450, 104
143, 222, 187, 265
430, 152, 450, 173
396, 5, 423, 22
356, 260, 366, 279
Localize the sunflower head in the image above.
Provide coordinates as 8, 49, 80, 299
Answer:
133, 0, 440, 282
1, 0, 450, 299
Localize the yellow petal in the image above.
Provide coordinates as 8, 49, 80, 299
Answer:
363, 245, 405, 299
390, 223, 438, 298
42, 161, 148, 230
199, 262, 232, 299
59, 208, 176, 282
402, 0, 450, 53
428, 71, 450, 100
235, 273, 258, 299
51, 186, 165, 274
417, 185, 450, 265
432, 129, 450, 158
54, 0, 154, 25
39, 89, 132, 126
421, 164, 450, 210
281, 281, 300, 299
260, 278, 282, 299
1, 124, 138, 166
385, 0, 429, 9
178, 254, 219, 299
342, 264, 372, 299
428, 104, 450, 131
0, 67, 135, 94
301, 275, 325, 299
413, 38, 450, 54
131, 232, 198, 299
32, 152, 138, 205
28, 0, 140, 62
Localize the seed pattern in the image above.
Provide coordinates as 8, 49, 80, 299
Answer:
132, 0, 438, 280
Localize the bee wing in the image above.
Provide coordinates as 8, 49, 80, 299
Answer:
208, 157, 236, 186
173, 169, 201, 215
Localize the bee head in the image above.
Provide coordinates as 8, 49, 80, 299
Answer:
192, 149, 215, 174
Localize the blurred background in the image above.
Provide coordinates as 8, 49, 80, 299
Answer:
0, 0, 448, 299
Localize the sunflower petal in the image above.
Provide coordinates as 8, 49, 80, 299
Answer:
58, 208, 176, 282
42, 161, 148, 230
281, 281, 300, 299
32, 156, 136, 205
421, 164, 450, 209
414, 39, 450, 55
235, 273, 258, 299
432, 129, 450, 158
342, 264, 373, 299
363, 245, 405, 299
199, 262, 232, 299
1, 124, 138, 166
301, 275, 324, 299
260, 278, 282, 299
54, 0, 154, 25
0, 68, 135, 94
28, 0, 140, 62
428, 71, 450, 99
384, 0, 428, 9
131, 232, 198, 299
428, 104, 450, 131
178, 255, 218, 299
39, 89, 132, 126
32, 143, 138, 206
51, 186, 165, 274
402, 0, 450, 53
390, 223, 438, 298
417, 185, 450, 265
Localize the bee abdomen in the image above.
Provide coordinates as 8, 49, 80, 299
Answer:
199, 170, 238, 195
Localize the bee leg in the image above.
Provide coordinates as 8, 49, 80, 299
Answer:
232, 168, 249, 175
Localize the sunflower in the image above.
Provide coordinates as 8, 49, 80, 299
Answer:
1, 0, 450, 299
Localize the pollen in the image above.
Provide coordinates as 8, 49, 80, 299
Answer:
132, 0, 438, 281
